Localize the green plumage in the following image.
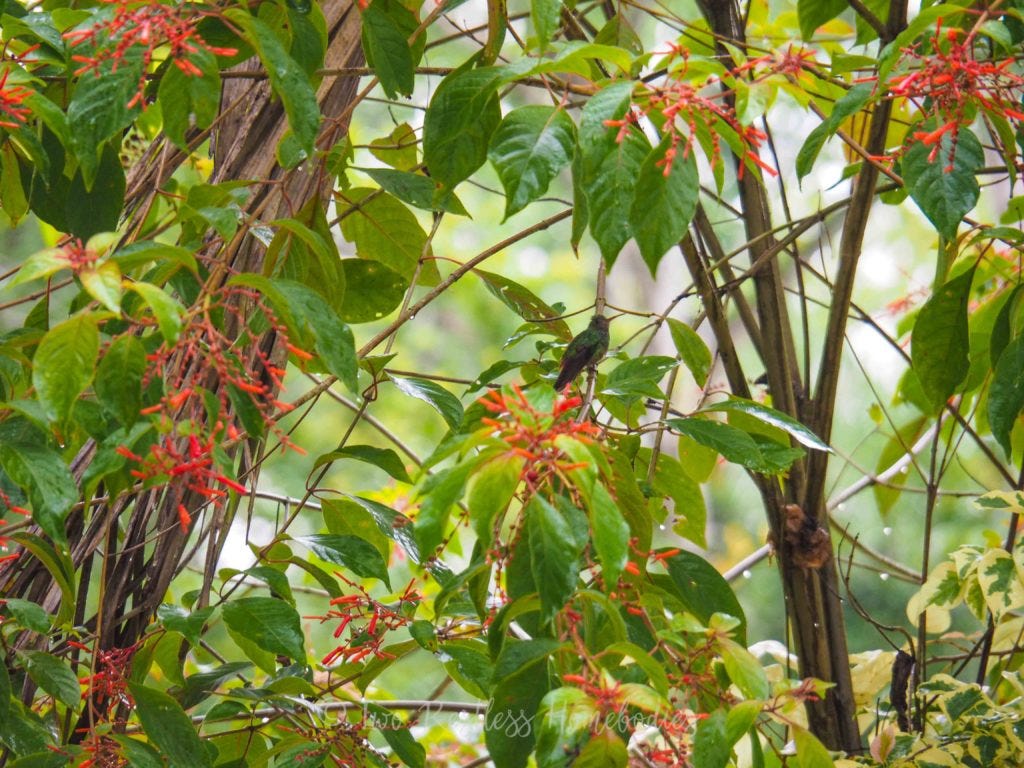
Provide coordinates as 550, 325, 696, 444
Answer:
555, 314, 610, 390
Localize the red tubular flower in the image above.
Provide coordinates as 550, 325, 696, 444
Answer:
0, 69, 32, 129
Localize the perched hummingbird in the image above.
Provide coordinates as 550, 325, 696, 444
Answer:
555, 314, 610, 390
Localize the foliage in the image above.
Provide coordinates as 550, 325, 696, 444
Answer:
2, 0, 1024, 766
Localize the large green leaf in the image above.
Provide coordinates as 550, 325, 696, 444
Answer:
588, 484, 629, 590
226, 10, 320, 157
65, 143, 126, 240
32, 312, 99, 424
66, 53, 143, 187
158, 47, 221, 150
361, 0, 414, 99
488, 105, 576, 220
297, 534, 392, 589
628, 137, 699, 275
989, 333, 1024, 458
700, 397, 830, 451
661, 549, 747, 644
468, 455, 523, 547
95, 335, 146, 426
667, 318, 711, 386
127, 282, 184, 344
413, 459, 479, 555
317, 444, 411, 483
692, 709, 730, 768
473, 270, 572, 340
911, 266, 974, 409
274, 280, 359, 395
648, 451, 706, 547
338, 258, 406, 324
584, 126, 649, 267
128, 683, 213, 768
531, 0, 562, 50
527, 495, 586, 622
336, 188, 439, 285
22, 651, 80, 708
422, 65, 504, 188
797, 0, 848, 39
796, 83, 873, 179
903, 125, 983, 239
221, 597, 305, 662
602, 355, 677, 403
362, 167, 468, 215
485, 656, 551, 768
390, 374, 464, 429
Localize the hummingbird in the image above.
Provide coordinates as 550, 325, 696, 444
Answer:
554, 314, 610, 390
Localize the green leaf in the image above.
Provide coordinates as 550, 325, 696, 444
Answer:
667, 318, 711, 386
361, 0, 414, 99
128, 282, 185, 344
422, 65, 504, 188
128, 683, 213, 768
485, 656, 550, 768
78, 260, 122, 313
589, 483, 629, 590
221, 597, 306, 662
977, 548, 1024, 619
67, 53, 143, 187
528, 495, 586, 622
661, 549, 746, 644
226, 10, 321, 156
648, 451, 706, 547
7, 534, 76, 625
66, 143, 127, 241
793, 725, 835, 768
700, 397, 830, 451
158, 47, 221, 150
667, 417, 769, 473
602, 356, 678, 402
911, 266, 975, 410
577, 81, 643, 266
364, 703, 425, 768
174, 661, 252, 710
468, 455, 523, 547
718, 638, 769, 699
95, 335, 146, 426
628, 138, 699, 275
796, 83, 873, 180
390, 374, 464, 429
989, 333, 1024, 458
903, 125, 983, 239
274, 280, 359, 395
798, 0, 847, 39
413, 459, 479, 555
317, 445, 411, 483
473, 270, 572, 340
693, 709, 730, 768
991, 284, 1024, 367
22, 651, 80, 708
297, 534, 392, 589
531, 0, 562, 50
157, 604, 216, 648
110, 736, 171, 768
2, 599, 50, 633
32, 312, 99, 424
585, 126, 649, 267
336, 188, 439, 285
574, 730, 628, 768
338, 258, 407, 324
493, 638, 563, 682
369, 122, 418, 170
488, 105, 576, 220
362, 167, 468, 214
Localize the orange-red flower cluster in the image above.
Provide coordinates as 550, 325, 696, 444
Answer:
889, 21, 1024, 162
316, 580, 420, 666
63, 0, 237, 108
117, 433, 246, 518
605, 48, 778, 179
478, 384, 600, 493
0, 69, 31, 129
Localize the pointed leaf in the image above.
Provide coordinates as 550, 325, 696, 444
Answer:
911, 267, 974, 409
32, 313, 99, 424
488, 105, 575, 219
361, 1, 414, 99
298, 534, 392, 589
528, 495, 585, 622
700, 397, 830, 451
628, 138, 698, 274
988, 333, 1024, 458
22, 651, 80, 708
128, 282, 184, 344
221, 597, 305, 662
390, 374, 464, 428
128, 683, 213, 768
903, 125, 983, 239
667, 318, 711, 386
